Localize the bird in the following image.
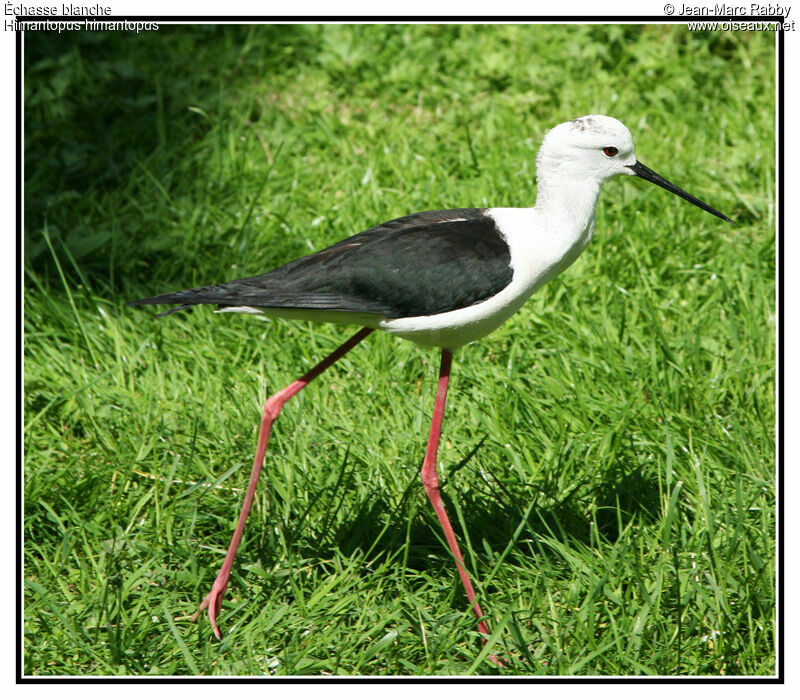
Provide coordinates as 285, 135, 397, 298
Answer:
130, 115, 733, 661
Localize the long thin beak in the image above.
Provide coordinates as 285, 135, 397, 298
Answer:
629, 161, 734, 224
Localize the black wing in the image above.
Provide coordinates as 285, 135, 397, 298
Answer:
129, 208, 513, 319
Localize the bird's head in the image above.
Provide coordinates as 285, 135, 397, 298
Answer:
537, 115, 637, 183
536, 114, 733, 224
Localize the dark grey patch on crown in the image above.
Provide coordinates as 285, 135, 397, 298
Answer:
571, 117, 594, 132
130, 208, 514, 320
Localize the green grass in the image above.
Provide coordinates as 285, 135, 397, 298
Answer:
23, 24, 776, 676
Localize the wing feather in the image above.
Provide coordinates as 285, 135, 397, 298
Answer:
130, 208, 513, 319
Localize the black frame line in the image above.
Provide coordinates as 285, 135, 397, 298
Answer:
15, 14, 784, 684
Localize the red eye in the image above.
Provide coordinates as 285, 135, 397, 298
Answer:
603, 146, 619, 157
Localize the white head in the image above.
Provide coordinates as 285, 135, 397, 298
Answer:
535, 114, 733, 224
536, 115, 636, 184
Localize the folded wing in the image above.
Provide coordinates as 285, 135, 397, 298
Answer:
129, 208, 513, 320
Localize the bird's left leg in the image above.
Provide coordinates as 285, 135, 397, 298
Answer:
419, 349, 500, 664
192, 327, 375, 638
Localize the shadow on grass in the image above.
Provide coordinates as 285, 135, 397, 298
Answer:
24, 25, 318, 283
248, 437, 661, 579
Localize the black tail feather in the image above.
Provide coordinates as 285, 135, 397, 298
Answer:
155, 304, 195, 317
128, 292, 199, 317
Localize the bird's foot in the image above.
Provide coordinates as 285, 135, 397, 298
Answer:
476, 619, 505, 668
191, 575, 229, 639
488, 653, 505, 669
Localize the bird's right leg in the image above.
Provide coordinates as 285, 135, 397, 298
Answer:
419, 349, 502, 666
192, 327, 375, 638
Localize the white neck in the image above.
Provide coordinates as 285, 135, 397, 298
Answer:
534, 168, 603, 237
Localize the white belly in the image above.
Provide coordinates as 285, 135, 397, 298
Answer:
379, 207, 594, 349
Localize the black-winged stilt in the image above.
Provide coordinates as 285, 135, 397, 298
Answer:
131, 115, 733, 659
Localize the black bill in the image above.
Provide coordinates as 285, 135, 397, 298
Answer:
629, 161, 734, 224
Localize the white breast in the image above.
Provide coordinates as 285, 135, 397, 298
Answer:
379, 207, 594, 349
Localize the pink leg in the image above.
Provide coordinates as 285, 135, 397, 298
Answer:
420, 350, 502, 666
192, 327, 374, 638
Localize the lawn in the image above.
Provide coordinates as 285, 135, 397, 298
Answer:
23, 23, 776, 676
